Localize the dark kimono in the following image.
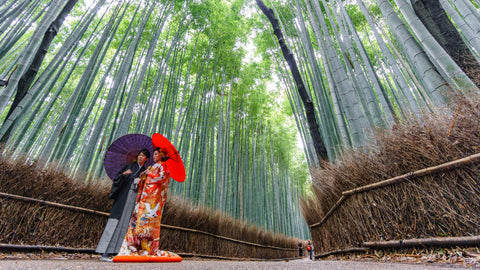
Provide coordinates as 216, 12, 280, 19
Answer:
95, 162, 146, 255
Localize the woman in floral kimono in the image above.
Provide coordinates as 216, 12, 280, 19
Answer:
116, 147, 178, 258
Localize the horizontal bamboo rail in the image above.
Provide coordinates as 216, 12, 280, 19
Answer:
308, 195, 346, 229
160, 224, 296, 251
310, 153, 480, 228
315, 247, 367, 258
0, 243, 95, 253
315, 235, 480, 259
0, 243, 300, 261
363, 235, 480, 248
0, 192, 296, 251
179, 252, 300, 261
343, 153, 480, 196
0, 192, 109, 216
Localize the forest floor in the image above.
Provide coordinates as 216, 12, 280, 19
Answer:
0, 249, 479, 269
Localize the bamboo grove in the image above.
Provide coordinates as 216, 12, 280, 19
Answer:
256, 0, 480, 166
0, 0, 310, 239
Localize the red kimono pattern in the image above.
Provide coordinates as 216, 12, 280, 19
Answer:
117, 162, 175, 257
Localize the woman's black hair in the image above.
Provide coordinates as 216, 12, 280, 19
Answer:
153, 147, 170, 162
138, 148, 151, 159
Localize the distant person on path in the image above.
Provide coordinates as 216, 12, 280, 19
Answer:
96, 149, 150, 261
307, 240, 314, 260
298, 241, 303, 257
115, 147, 178, 257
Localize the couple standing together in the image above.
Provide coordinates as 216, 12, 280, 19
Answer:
96, 147, 176, 261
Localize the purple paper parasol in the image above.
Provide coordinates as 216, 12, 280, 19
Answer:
104, 134, 154, 180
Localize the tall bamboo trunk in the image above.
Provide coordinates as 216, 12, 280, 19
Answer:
256, 0, 328, 164
412, 0, 480, 90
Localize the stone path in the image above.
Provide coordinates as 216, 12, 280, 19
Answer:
0, 258, 473, 270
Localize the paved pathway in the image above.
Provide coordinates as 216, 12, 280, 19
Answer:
0, 258, 473, 269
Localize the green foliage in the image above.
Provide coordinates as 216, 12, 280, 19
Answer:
346, 4, 367, 30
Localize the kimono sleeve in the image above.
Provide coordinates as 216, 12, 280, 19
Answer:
109, 164, 131, 199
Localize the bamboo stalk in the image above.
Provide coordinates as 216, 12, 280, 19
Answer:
0, 192, 110, 216
315, 247, 367, 258
0, 192, 296, 251
363, 235, 480, 248
310, 153, 480, 229
343, 153, 480, 196
180, 252, 301, 261
0, 243, 95, 253
161, 225, 297, 251
0, 243, 298, 260
315, 236, 480, 259
309, 195, 346, 228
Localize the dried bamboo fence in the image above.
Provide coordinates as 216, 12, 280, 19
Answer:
0, 192, 293, 251
0, 191, 298, 259
0, 153, 299, 260
309, 153, 480, 254
302, 102, 480, 255
310, 153, 480, 229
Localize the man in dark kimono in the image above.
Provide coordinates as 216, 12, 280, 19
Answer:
96, 149, 150, 261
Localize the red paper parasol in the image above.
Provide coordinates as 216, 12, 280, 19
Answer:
104, 134, 155, 180
152, 133, 185, 182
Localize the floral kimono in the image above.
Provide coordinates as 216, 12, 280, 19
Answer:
117, 162, 175, 257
